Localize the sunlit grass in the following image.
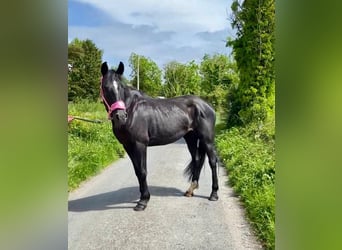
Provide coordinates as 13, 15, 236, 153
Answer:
68, 100, 125, 191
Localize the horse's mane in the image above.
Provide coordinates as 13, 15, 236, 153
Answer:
125, 85, 149, 98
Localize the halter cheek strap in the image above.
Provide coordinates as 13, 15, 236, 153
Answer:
100, 77, 126, 119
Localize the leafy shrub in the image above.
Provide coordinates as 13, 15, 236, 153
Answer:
216, 124, 275, 249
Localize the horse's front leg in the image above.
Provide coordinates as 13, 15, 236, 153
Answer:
125, 142, 150, 211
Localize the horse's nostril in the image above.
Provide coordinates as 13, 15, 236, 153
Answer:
115, 113, 120, 120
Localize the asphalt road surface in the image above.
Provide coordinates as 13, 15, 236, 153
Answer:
68, 139, 263, 250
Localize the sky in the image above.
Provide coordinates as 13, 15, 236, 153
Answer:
68, 0, 235, 78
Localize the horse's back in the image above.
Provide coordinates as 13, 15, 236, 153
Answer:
173, 95, 216, 124
126, 94, 216, 145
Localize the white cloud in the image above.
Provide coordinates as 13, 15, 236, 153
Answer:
74, 0, 230, 33
69, 0, 233, 74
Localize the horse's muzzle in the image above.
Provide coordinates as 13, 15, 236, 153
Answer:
111, 109, 128, 126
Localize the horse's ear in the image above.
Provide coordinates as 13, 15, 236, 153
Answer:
116, 61, 124, 75
101, 62, 108, 76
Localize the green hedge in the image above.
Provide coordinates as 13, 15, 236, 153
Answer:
216, 122, 275, 249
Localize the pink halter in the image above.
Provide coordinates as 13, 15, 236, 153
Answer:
100, 77, 126, 119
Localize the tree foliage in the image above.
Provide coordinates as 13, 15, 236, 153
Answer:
129, 53, 162, 97
162, 60, 201, 98
161, 54, 238, 114
227, 0, 275, 126
68, 39, 103, 102
199, 54, 239, 112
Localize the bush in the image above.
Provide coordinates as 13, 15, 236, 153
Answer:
216, 124, 275, 249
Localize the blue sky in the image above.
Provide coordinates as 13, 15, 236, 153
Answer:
68, 0, 235, 79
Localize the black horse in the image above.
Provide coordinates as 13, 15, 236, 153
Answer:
100, 61, 219, 211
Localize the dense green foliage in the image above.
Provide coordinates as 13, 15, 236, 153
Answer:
219, 0, 276, 248
162, 60, 201, 98
68, 101, 125, 190
161, 54, 239, 117
216, 120, 275, 249
227, 0, 275, 126
68, 39, 103, 102
199, 54, 239, 113
127, 53, 238, 115
129, 53, 163, 97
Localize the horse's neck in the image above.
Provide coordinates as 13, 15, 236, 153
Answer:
123, 87, 145, 108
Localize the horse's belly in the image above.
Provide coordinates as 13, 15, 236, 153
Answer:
148, 133, 184, 146
148, 122, 190, 146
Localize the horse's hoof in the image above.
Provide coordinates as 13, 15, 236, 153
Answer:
184, 191, 193, 197
208, 193, 219, 201
134, 200, 148, 211
134, 203, 147, 211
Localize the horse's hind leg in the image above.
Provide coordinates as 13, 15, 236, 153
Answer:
204, 141, 219, 201
183, 132, 205, 197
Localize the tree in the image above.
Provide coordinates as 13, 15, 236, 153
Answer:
227, 0, 275, 126
199, 54, 238, 112
129, 53, 162, 97
68, 39, 103, 101
162, 60, 201, 98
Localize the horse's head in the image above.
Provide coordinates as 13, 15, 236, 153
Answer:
100, 61, 128, 127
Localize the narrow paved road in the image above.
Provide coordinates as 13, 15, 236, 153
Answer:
68, 139, 263, 250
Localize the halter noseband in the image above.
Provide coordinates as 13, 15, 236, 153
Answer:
100, 77, 126, 119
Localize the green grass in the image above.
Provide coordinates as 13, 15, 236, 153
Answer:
68, 100, 125, 191
216, 120, 275, 250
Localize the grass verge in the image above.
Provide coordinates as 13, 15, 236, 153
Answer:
68, 100, 125, 191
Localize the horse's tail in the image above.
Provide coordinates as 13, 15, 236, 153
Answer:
184, 140, 206, 182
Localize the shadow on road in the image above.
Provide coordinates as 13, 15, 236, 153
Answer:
69, 186, 188, 212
